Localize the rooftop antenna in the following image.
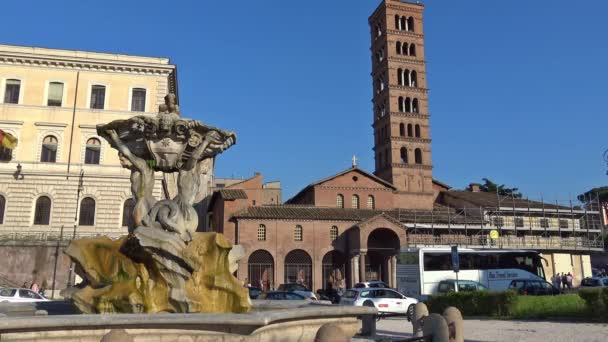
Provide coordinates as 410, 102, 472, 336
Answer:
352, 155, 358, 168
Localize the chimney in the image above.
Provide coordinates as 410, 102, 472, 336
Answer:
469, 183, 481, 192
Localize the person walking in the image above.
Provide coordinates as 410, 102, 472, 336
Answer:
566, 272, 573, 289
561, 273, 568, 290
552, 273, 560, 289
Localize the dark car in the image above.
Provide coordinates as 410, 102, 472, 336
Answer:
508, 279, 561, 296
248, 286, 262, 299
581, 277, 608, 287
277, 283, 317, 300
258, 291, 307, 300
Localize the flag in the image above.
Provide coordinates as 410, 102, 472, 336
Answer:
0, 129, 18, 149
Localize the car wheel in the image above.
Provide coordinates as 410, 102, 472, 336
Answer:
407, 304, 415, 321
363, 300, 375, 308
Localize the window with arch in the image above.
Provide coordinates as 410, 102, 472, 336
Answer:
0, 145, 12, 162
395, 15, 400, 29
0, 194, 5, 224
34, 196, 51, 225
410, 70, 417, 87
379, 103, 386, 118
79, 197, 95, 226
375, 48, 384, 63
397, 68, 403, 86
330, 226, 338, 241
336, 194, 344, 208
4, 79, 21, 104
400, 16, 407, 31
294, 225, 303, 241
131, 88, 146, 112
415, 148, 423, 164
40, 135, 58, 163
258, 224, 267, 241
399, 123, 405, 136
407, 124, 413, 137
400, 147, 408, 164
47, 82, 64, 107
85, 138, 101, 165
405, 97, 412, 112
375, 23, 382, 37
367, 195, 375, 209
351, 195, 360, 209
122, 198, 135, 227
398, 96, 404, 112
409, 44, 416, 56
90, 85, 106, 109
412, 98, 419, 113
415, 124, 421, 138
408, 17, 415, 32
401, 42, 409, 55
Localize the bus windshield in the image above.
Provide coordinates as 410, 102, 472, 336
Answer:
423, 251, 544, 278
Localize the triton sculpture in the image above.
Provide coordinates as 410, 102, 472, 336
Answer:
63, 94, 250, 314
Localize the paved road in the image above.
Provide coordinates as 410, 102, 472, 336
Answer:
372, 317, 608, 342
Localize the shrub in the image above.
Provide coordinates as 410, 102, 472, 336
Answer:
578, 288, 604, 315
510, 294, 587, 319
426, 290, 517, 317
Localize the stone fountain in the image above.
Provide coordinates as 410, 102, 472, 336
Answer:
62, 94, 249, 314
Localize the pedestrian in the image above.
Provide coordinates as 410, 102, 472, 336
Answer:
567, 272, 573, 289
561, 273, 568, 290
552, 273, 559, 289
30, 281, 39, 293
21, 282, 28, 289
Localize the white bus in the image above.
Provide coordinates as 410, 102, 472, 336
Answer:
396, 247, 547, 300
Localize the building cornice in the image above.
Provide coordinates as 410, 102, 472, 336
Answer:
316, 185, 394, 193
34, 122, 68, 128
0, 53, 175, 76
388, 85, 429, 95
391, 136, 432, 144
0, 103, 158, 117
0, 120, 24, 126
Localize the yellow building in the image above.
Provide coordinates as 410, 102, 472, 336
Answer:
0, 44, 177, 238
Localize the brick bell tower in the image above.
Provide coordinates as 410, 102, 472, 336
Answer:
369, 0, 434, 209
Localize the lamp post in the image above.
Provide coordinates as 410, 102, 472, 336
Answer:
66, 169, 85, 286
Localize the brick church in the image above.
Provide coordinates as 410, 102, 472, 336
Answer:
207, 0, 603, 292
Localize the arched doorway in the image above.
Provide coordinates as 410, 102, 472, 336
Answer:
284, 249, 312, 290
248, 250, 274, 292
322, 250, 346, 291
366, 228, 401, 284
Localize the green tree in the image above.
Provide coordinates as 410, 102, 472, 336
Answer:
479, 178, 523, 198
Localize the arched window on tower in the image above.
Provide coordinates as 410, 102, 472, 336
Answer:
410, 70, 418, 87
412, 98, 419, 113
404, 69, 411, 87
336, 194, 344, 208
351, 195, 360, 209
405, 97, 412, 112
400, 147, 408, 164
396, 41, 402, 55
407, 124, 413, 137
397, 68, 403, 86
402, 42, 409, 55
367, 195, 375, 209
415, 124, 421, 138
395, 15, 400, 30
409, 44, 416, 56
415, 148, 423, 164
398, 96, 404, 112
376, 23, 382, 37
399, 123, 405, 136
400, 16, 407, 31
408, 17, 415, 32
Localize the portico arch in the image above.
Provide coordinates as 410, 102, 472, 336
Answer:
322, 250, 347, 291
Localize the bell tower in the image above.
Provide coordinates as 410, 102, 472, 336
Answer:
369, 0, 434, 209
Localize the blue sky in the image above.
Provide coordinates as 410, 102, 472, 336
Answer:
3, 0, 607, 203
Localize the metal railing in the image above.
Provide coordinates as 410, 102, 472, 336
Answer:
0, 231, 123, 243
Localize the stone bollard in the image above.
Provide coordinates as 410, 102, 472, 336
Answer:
412, 302, 429, 337
100, 329, 133, 342
422, 313, 450, 342
361, 313, 377, 337
442, 307, 464, 342
314, 323, 349, 342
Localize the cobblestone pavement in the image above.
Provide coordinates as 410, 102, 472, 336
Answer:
365, 317, 608, 342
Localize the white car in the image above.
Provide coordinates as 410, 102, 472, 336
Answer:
354, 281, 390, 289
0, 288, 49, 303
340, 288, 418, 319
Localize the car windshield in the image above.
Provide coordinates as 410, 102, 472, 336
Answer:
354, 283, 366, 288
342, 290, 357, 299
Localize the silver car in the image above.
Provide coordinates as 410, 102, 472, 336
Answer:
0, 288, 49, 303
340, 288, 418, 319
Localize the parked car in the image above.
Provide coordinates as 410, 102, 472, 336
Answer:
353, 281, 390, 289
437, 279, 488, 294
258, 291, 308, 300
0, 288, 49, 303
340, 288, 418, 319
581, 277, 608, 287
247, 286, 263, 299
277, 283, 317, 300
508, 279, 561, 296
